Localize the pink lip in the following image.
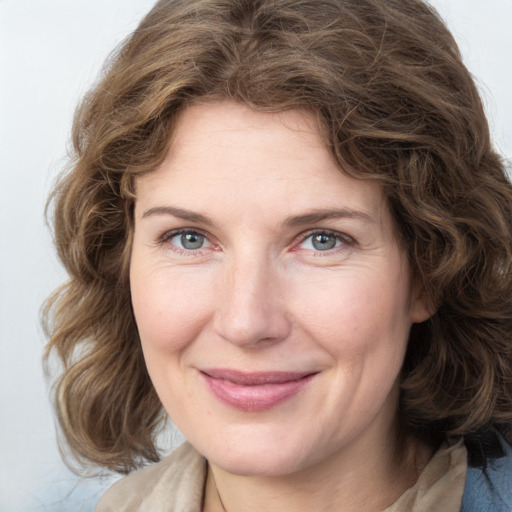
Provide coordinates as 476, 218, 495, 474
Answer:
200, 369, 317, 411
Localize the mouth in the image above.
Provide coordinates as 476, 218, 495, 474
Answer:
200, 368, 318, 412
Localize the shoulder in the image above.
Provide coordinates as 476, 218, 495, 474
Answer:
462, 434, 512, 512
94, 442, 206, 512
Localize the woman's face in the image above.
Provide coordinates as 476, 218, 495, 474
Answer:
130, 101, 428, 477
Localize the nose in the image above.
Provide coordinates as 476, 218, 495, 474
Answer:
213, 253, 292, 347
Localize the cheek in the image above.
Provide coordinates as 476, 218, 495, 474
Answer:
290, 270, 412, 360
130, 266, 216, 414
130, 265, 214, 356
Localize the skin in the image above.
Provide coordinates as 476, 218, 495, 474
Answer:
130, 101, 432, 511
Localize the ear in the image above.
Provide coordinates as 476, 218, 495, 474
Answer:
409, 288, 436, 324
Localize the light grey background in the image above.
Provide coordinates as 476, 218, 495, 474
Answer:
0, 1, 510, 511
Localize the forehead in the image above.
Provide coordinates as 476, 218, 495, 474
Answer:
165, 101, 329, 178
134, 101, 388, 225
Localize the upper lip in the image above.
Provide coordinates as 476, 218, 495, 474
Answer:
200, 368, 316, 385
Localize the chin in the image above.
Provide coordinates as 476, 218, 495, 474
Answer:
199, 432, 320, 477
211, 450, 308, 477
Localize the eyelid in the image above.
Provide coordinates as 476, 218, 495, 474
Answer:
160, 227, 209, 243
159, 227, 217, 254
292, 229, 356, 251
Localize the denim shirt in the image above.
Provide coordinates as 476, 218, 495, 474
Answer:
462, 435, 512, 512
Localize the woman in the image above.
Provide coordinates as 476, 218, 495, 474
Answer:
43, 0, 512, 510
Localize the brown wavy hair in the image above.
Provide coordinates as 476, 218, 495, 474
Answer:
43, 0, 512, 473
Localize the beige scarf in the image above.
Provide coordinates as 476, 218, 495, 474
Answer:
96, 442, 467, 512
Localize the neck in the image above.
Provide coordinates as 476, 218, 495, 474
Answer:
203, 431, 432, 512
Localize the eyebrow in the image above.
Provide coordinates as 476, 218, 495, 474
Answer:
142, 205, 373, 227
283, 208, 374, 227
142, 206, 215, 226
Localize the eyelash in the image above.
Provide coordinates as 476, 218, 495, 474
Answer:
293, 229, 355, 256
159, 228, 215, 257
158, 228, 355, 256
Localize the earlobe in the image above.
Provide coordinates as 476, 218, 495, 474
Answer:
410, 292, 436, 324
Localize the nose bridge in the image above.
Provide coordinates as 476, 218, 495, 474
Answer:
214, 248, 290, 347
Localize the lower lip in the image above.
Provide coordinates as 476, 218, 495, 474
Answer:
201, 372, 316, 412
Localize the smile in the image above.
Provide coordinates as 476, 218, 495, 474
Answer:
200, 369, 317, 412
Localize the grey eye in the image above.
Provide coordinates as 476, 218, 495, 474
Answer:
179, 232, 205, 250
311, 233, 338, 251
165, 229, 214, 253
